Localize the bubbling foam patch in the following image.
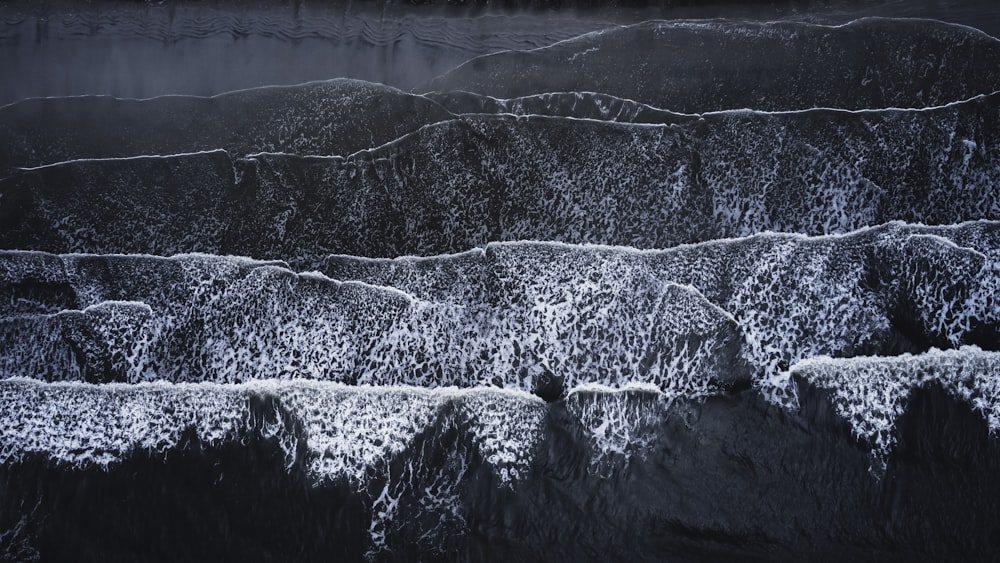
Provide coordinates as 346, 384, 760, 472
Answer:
0, 378, 248, 467
565, 384, 667, 473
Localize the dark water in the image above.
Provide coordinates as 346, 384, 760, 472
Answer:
1, 0, 999, 104
2, 381, 999, 562
2, 1, 1000, 561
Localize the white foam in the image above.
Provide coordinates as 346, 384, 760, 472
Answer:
453, 388, 546, 484
4, 223, 997, 412
0, 379, 248, 467
0, 379, 547, 488
566, 386, 667, 472
3, 251, 744, 397
788, 347, 1000, 473
328, 222, 1000, 408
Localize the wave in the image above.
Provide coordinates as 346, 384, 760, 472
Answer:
4, 94, 997, 263
419, 18, 1000, 112
9, 18, 1000, 172
0, 377, 544, 555
2, 222, 997, 404
0, 378, 548, 485
425, 89, 694, 123
0, 80, 453, 174
0, 377, 673, 555
1, 85, 700, 175
325, 222, 1000, 402
0, 85, 687, 174
0, 252, 745, 398
789, 347, 1000, 472
3, 348, 1000, 560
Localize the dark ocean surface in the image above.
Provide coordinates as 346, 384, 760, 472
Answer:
1, 1, 1000, 561
2, 0, 1000, 103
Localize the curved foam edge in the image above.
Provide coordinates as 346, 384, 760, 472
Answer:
426, 88, 1000, 122
0, 78, 419, 110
